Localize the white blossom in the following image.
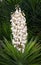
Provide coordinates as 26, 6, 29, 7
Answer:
10, 7, 28, 53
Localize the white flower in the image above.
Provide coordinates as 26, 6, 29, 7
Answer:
10, 7, 28, 53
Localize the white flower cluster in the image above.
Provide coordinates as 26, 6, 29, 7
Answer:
10, 8, 28, 53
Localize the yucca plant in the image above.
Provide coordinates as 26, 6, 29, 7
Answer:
0, 37, 41, 65
0, 0, 41, 65
0, 0, 41, 41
